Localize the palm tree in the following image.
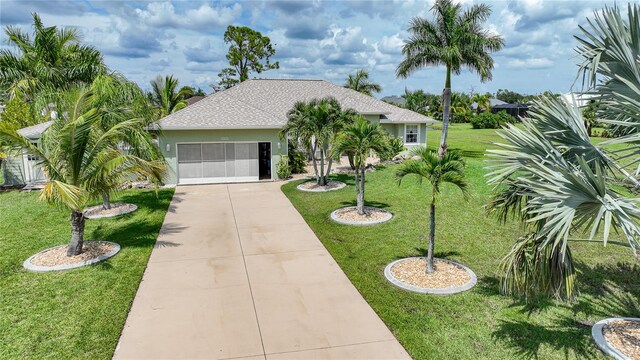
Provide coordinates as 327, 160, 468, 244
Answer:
0, 13, 105, 99
0, 87, 164, 256
333, 117, 389, 215
396, 146, 468, 274
396, 148, 468, 273
487, 4, 640, 301
396, 0, 504, 156
281, 97, 357, 186
150, 75, 192, 118
471, 93, 491, 114
344, 69, 382, 96
403, 88, 429, 113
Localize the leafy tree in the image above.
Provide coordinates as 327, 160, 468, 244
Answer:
403, 88, 429, 114
281, 97, 357, 186
397, 0, 504, 156
0, 87, 164, 256
344, 69, 382, 96
396, 148, 468, 273
495, 89, 525, 104
222, 25, 279, 83
471, 93, 491, 114
0, 13, 105, 99
0, 97, 36, 128
150, 75, 192, 117
217, 68, 239, 89
178, 86, 206, 98
333, 117, 389, 215
449, 92, 472, 123
487, 4, 640, 301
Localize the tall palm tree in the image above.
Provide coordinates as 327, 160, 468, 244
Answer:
333, 117, 389, 215
0, 13, 105, 99
396, 0, 504, 156
281, 97, 357, 185
0, 88, 164, 256
344, 69, 382, 96
396, 148, 468, 273
487, 4, 640, 301
150, 75, 192, 118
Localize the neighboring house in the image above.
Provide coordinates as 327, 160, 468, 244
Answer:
561, 92, 597, 107
2, 121, 51, 185
491, 103, 531, 119
472, 98, 506, 112
185, 96, 205, 106
3, 79, 436, 186
381, 95, 405, 106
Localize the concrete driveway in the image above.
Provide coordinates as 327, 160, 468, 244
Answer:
114, 182, 410, 360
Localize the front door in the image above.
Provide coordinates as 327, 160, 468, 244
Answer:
258, 142, 271, 180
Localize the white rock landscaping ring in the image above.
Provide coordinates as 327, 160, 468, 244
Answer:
592, 317, 640, 360
23, 241, 121, 272
297, 181, 347, 192
384, 257, 477, 295
84, 203, 138, 219
330, 206, 393, 225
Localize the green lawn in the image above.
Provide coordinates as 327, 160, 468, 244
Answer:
0, 188, 173, 359
282, 124, 640, 359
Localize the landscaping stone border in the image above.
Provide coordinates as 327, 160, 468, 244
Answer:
84, 203, 138, 219
592, 317, 640, 360
23, 241, 121, 272
296, 181, 347, 192
384, 257, 477, 295
330, 206, 393, 226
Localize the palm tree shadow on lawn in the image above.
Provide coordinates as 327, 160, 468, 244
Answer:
339, 199, 390, 209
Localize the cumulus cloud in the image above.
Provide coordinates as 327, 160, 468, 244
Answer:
507, 57, 554, 69
183, 38, 219, 63
134, 2, 242, 30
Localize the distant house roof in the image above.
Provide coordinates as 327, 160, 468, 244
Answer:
561, 92, 597, 107
17, 121, 53, 139
157, 79, 436, 130
185, 96, 205, 106
493, 103, 531, 109
490, 98, 507, 107
381, 95, 405, 106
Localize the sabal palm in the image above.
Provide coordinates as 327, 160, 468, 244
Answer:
396, 0, 504, 156
150, 75, 192, 118
0, 13, 105, 99
486, 4, 640, 301
344, 69, 382, 96
0, 88, 164, 256
333, 117, 389, 215
281, 97, 357, 185
396, 148, 468, 273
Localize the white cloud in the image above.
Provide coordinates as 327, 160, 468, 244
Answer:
135, 2, 242, 30
507, 57, 554, 69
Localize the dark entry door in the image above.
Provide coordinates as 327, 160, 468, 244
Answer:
258, 142, 271, 180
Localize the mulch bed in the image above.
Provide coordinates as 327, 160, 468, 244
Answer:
297, 180, 346, 192
603, 320, 640, 359
30, 242, 117, 267
84, 202, 137, 219
0, 185, 24, 192
334, 206, 389, 222
390, 258, 471, 289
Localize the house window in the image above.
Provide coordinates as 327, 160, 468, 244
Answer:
405, 125, 418, 144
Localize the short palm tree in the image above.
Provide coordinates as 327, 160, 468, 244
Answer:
281, 97, 357, 186
471, 93, 491, 114
396, 0, 504, 156
0, 88, 164, 256
396, 148, 468, 273
344, 69, 382, 96
333, 117, 389, 215
150, 75, 192, 117
0, 13, 105, 99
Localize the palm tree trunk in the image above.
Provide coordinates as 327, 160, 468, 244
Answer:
67, 211, 85, 256
354, 166, 362, 214
347, 152, 356, 170
426, 196, 436, 274
325, 155, 334, 185
439, 65, 452, 158
102, 192, 111, 210
319, 148, 326, 186
358, 168, 366, 215
310, 142, 319, 181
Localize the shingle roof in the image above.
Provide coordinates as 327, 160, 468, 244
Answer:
17, 121, 53, 139
157, 79, 436, 130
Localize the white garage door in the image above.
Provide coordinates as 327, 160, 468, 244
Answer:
177, 143, 259, 184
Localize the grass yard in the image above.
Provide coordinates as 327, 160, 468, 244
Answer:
0, 188, 173, 359
282, 124, 640, 359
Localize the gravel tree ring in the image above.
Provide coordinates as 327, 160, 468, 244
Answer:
384, 257, 477, 295
330, 206, 393, 225
84, 203, 138, 219
23, 241, 121, 272
592, 318, 640, 360
297, 181, 347, 192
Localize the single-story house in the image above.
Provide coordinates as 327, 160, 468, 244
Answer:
491, 103, 531, 119
2, 79, 436, 186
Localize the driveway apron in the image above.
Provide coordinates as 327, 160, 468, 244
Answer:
114, 182, 410, 360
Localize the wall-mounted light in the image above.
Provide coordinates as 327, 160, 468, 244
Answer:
277, 142, 281, 150
165, 143, 171, 152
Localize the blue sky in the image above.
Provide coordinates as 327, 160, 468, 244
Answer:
0, 0, 618, 97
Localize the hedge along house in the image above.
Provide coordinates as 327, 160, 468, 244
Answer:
2, 79, 436, 186
156, 79, 436, 185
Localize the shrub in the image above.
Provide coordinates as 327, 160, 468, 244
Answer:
287, 141, 307, 173
471, 110, 512, 129
276, 156, 291, 179
379, 136, 405, 161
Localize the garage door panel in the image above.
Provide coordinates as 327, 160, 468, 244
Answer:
178, 162, 203, 179
177, 142, 262, 184
177, 144, 202, 162
202, 143, 225, 161
225, 143, 236, 177
203, 161, 226, 178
